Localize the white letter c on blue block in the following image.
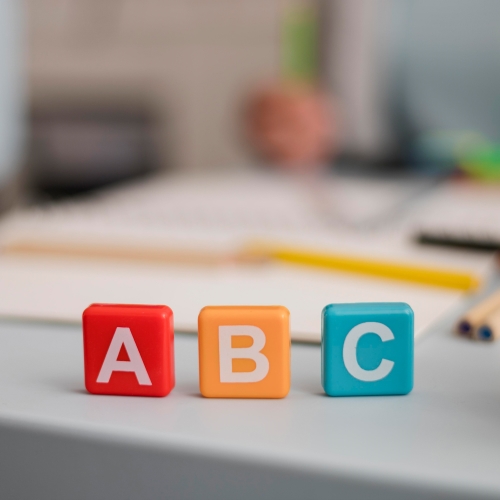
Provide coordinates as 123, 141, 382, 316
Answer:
343, 322, 395, 382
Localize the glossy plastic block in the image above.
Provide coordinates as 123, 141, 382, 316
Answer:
198, 306, 290, 398
322, 303, 414, 397
83, 303, 175, 397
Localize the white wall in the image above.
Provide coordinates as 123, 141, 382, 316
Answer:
26, 0, 281, 172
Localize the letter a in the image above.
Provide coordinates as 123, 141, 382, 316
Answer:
219, 325, 270, 383
97, 327, 152, 385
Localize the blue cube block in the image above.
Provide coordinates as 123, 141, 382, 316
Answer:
322, 303, 414, 397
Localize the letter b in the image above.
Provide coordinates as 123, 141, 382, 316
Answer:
218, 325, 270, 383
198, 306, 290, 398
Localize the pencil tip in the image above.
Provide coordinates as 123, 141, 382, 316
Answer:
477, 326, 493, 341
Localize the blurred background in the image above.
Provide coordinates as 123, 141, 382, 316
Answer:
1, 2, 500, 493
0, 0, 499, 344
2, 0, 500, 200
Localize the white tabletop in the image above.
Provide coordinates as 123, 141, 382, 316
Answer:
0, 303, 499, 499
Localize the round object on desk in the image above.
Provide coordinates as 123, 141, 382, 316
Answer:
244, 82, 337, 171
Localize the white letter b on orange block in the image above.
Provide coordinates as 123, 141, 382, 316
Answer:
218, 325, 270, 383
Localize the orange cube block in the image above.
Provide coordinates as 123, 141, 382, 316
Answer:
198, 306, 290, 398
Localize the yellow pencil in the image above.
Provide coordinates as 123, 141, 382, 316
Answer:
1, 239, 268, 266
2, 239, 482, 292
248, 243, 481, 292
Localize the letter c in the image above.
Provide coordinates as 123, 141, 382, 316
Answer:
342, 322, 394, 382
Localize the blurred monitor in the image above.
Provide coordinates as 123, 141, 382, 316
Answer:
29, 99, 160, 198
0, 0, 24, 208
328, 0, 500, 169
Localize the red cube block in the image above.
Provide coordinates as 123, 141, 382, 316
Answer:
83, 304, 175, 397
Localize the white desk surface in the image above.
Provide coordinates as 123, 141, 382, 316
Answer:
0, 298, 500, 500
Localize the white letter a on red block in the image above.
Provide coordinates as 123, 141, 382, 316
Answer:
97, 327, 152, 385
